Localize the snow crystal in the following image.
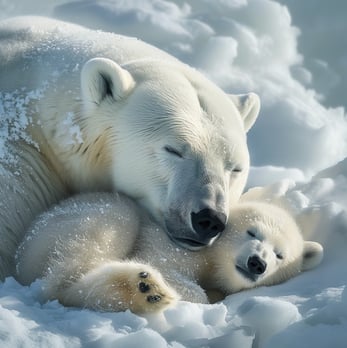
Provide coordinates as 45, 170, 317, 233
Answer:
0, 86, 48, 163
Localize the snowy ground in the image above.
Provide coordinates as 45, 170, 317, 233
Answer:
0, 1, 347, 347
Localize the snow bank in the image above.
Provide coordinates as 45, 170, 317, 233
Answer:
277, 0, 347, 110
0, 0, 347, 347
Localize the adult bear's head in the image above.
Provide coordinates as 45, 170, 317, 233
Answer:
81, 57, 260, 250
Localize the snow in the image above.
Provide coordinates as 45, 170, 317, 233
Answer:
60, 112, 84, 146
0, 0, 347, 347
0, 88, 43, 162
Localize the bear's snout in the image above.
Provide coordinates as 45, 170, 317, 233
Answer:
191, 208, 226, 240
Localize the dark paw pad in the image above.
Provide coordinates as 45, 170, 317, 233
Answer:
139, 272, 148, 279
139, 282, 150, 293
147, 295, 161, 303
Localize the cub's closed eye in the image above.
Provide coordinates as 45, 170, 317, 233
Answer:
164, 145, 183, 158
233, 167, 243, 173
276, 253, 284, 260
247, 230, 256, 238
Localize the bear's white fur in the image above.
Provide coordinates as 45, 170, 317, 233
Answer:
0, 16, 260, 279
16, 193, 323, 314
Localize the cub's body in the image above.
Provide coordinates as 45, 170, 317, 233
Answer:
17, 193, 323, 314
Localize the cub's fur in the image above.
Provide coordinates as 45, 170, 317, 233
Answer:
16, 193, 323, 314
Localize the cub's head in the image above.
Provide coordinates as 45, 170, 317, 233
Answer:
81, 57, 260, 250
211, 202, 323, 293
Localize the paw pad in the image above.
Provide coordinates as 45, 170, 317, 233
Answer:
136, 271, 164, 305
139, 272, 148, 278
139, 282, 150, 293
147, 295, 161, 303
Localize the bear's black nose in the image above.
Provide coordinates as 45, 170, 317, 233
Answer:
191, 208, 226, 240
247, 255, 267, 275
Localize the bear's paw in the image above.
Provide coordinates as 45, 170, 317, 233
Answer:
78, 261, 179, 314
124, 265, 179, 314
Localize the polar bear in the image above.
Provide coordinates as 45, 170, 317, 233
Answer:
16, 193, 323, 314
0, 16, 260, 279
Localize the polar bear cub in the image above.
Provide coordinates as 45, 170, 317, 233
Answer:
16, 193, 323, 314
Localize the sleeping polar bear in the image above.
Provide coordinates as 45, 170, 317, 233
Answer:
0, 16, 260, 279
16, 193, 323, 314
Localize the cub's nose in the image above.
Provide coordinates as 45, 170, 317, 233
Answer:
191, 208, 226, 239
247, 255, 267, 275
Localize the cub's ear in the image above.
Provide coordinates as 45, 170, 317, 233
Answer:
81, 58, 135, 113
301, 241, 324, 271
229, 92, 260, 132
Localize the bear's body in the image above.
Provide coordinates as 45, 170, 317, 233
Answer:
16, 193, 323, 314
0, 16, 261, 279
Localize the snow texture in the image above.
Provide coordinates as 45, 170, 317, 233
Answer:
0, 0, 347, 347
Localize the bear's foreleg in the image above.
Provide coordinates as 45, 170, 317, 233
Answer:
44, 260, 179, 314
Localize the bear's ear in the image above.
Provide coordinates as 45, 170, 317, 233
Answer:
301, 241, 324, 271
229, 92, 260, 132
81, 58, 135, 112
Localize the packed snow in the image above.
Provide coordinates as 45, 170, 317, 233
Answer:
0, 0, 346, 347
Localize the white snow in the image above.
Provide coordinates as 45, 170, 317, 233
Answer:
0, 0, 347, 347
60, 112, 84, 146
0, 88, 43, 162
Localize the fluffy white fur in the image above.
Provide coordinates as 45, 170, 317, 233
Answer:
16, 193, 323, 314
0, 17, 260, 279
